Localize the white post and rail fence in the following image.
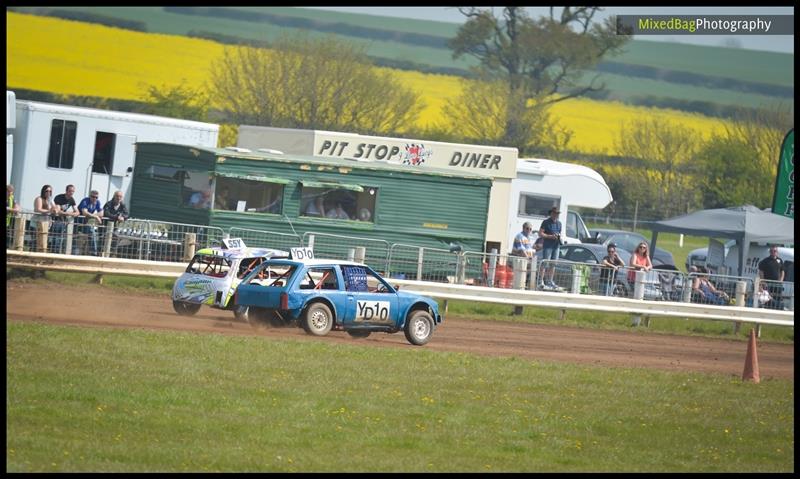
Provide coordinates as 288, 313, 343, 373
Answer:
6, 250, 793, 333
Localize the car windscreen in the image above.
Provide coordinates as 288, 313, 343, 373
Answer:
237, 257, 270, 279
242, 263, 297, 288
186, 254, 232, 278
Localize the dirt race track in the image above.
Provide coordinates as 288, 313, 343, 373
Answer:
6, 282, 794, 380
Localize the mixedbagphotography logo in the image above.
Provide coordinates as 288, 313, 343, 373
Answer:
616, 14, 794, 35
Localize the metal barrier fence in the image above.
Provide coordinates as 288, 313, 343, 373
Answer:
6, 211, 793, 311
7, 212, 225, 263
386, 244, 463, 282
302, 232, 391, 273
229, 227, 303, 253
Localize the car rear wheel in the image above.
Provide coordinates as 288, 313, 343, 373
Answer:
302, 302, 333, 336
173, 300, 201, 316
404, 310, 434, 346
233, 305, 249, 322
347, 330, 371, 339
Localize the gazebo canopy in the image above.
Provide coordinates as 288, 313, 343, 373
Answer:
650, 205, 794, 276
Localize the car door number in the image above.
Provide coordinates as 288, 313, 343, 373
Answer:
356, 301, 390, 321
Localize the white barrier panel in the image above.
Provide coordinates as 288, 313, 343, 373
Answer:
6, 250, 793, 327
390, 279, 794, 328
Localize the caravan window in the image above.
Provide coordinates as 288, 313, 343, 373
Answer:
180, 170, 214, 208
518, 193, 558, 217
92, 132, 116, 174
146, 164, 182, 182
47, 119, 77, 170
214, 176, 284, 214
300, 184, 376, 222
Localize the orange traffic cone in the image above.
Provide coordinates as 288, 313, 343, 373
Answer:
742, 328, 760, 383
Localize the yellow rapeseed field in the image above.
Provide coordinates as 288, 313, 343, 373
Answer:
7, 11, 727, 155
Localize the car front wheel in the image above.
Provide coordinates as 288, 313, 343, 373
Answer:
302, 302, 333, 336
173, 300, 201, 316
404, 310, 434, 346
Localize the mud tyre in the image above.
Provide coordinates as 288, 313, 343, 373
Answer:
173, 300, 201, 316
302, 302, 333, 336
404, 310, 434, 346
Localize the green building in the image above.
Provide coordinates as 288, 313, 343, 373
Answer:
129, 143, 493, 256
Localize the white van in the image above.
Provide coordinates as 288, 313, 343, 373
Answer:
507, 158, 612, 251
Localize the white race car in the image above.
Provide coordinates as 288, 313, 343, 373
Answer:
171, 239, 288, 320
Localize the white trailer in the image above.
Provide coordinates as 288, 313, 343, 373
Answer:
6, 91, 16, 185
8, 93, 219, 211
508, 158, 613, 250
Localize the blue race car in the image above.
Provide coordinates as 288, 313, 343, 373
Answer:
234, 258, 442, 345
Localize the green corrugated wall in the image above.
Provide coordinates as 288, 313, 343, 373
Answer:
130, 143, 492, 252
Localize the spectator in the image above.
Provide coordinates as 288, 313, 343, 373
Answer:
356, 207, 372, 222
78, 190, 104, 256
511, 222, 535, 258
538, 207, 563, 290
533, 236, 543, 253
189, 190, 212, 209
756, 282, 774, 308
692, 266, 729, 305
600, 242, 625, 296
214, 186, 230, 210
758, 245, 785, 310
304, 195, 326, 217
627, 241, 653, 284
103, 190, 129, 224
7, 184, 21, 248
52, 184, 81, 254
32, 184, 57, 253
325, 202, 351, 220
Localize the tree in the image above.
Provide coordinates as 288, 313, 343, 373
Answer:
614, 118, 702, 219
209, 34, 421, 135
448, 7, 628, 150
691, 135, 768, 208
138, 81, 210, 122
438, 73, 572, 155
692, 103, 793, 209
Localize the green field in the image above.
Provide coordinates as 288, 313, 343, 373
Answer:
10, 6, 793, 114
6, 321, 793, 472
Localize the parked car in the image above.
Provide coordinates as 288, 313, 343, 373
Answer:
171, 240, 288, 320
585, 228, 675, 267
234, 258, 442, 345
536, 243, 668, 300
536, 243, 626, 296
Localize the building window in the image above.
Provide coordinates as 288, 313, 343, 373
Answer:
92, 132, 116, 174
300, 185, 376, 222
214, 176, 284, 214
47, 119, 77, 169
518, 193, 558, 217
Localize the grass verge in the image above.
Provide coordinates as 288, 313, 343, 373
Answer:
6, 321, 794, 472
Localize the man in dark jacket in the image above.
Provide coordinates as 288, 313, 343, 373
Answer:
103, 190, 129, 224
758, 245, 785, 310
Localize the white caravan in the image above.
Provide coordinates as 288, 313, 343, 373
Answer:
507, 158, 613, 250
8, 92, 219, 211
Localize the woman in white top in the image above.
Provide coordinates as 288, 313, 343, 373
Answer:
32, 184, 57, 252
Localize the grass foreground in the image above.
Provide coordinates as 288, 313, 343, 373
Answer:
6, 321, 794, 472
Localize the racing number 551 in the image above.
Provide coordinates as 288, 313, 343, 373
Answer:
357, 301, 390, 321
